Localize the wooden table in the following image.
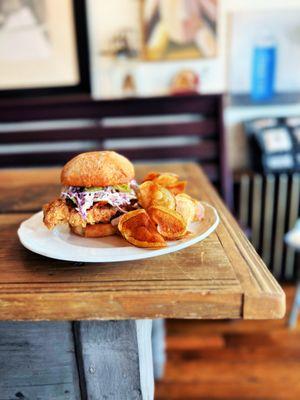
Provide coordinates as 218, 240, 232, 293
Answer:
0, 163, 285, 400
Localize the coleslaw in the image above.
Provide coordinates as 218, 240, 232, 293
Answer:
61, 180, 138, 219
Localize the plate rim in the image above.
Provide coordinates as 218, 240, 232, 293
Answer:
17, 203, 220, 263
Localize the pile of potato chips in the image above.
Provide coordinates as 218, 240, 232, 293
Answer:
118, 172, 205, 248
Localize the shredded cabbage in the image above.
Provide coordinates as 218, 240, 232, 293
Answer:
61, 182, 137, 219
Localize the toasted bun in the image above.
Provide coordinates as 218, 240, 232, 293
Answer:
70, 223, 117, 238
61, 151, 134, 187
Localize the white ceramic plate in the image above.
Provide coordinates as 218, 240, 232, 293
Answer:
17, 203, 219, 263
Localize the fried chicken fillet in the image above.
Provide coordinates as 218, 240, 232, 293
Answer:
43, 199, 118, 230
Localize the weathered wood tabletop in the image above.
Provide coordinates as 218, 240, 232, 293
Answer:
0, 163, 285, 321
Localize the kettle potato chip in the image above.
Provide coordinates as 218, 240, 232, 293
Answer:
167, 181, 187, 195
138, 181, 175, 210
142, 171, 179, 186
142, 172, 160, 182
147, 206, 187, 240
175, 193, 196, 225
153, 173, 179, 187
193, 199, 205, 221
175, 193, 205, 222
118, 170, 205, 248
142, 171, 186, 195
118, 209, 166, 248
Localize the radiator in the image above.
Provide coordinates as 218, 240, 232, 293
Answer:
237, 173, 300, 280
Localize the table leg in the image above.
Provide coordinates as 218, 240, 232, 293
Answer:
137, 320, 154, 399
152, 319, 166, 380
0, 322, 80, 399
289, 282, 300, 328
75, 320, 154, 400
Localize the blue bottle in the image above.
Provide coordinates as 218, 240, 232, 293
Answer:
251, 33, 277, 101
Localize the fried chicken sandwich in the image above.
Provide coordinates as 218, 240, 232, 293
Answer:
43, 151, 138, 237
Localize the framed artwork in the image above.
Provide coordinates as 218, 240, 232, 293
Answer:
0, 0, 89, 97
141, 0, 218, 61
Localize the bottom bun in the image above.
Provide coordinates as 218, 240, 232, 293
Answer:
70, 223, 117, 238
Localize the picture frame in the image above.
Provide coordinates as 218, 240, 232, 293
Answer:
86, 0, 224, 99
0, 0, 90, 98
140, 0, 218, 61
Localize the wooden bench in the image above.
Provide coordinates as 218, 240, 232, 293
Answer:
0, 94, 232, 207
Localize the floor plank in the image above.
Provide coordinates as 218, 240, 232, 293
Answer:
156, 285, 298, 400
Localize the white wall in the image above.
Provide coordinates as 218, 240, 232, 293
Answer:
229, 10, 300, 94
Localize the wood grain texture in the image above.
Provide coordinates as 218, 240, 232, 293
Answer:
0, 322, 80, 399
0, 163, 285, 320
156, 285, 298, 400
186, 164, 285, 320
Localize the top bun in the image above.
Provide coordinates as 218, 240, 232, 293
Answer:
61, 151, 135, 187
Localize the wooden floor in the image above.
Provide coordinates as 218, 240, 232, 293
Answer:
156, 285, 299, 400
